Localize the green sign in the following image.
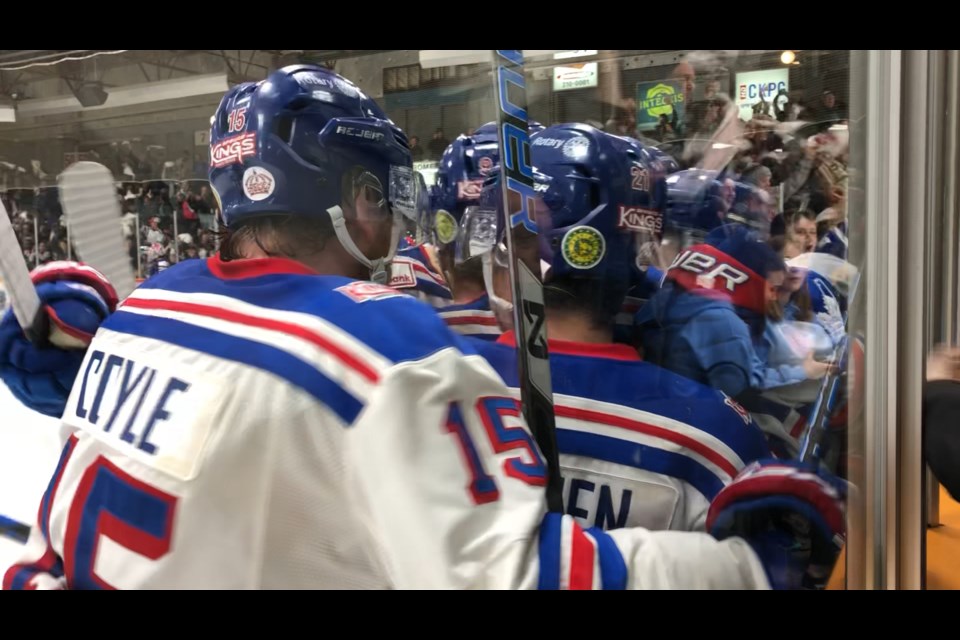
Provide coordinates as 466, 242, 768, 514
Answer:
635, 80, 685, 131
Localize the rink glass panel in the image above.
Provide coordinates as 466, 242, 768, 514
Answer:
0, 49, 871, 588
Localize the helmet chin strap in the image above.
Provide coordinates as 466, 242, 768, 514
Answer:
327, 206, 402, 284
482, 252, 513, 315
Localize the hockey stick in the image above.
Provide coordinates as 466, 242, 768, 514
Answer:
0, 198, 84, 348
0, 198, 46, 345
58, 162, 137, 301
798, 270, 862, 464
0, 513, 30, 544
491, 50, 562, 513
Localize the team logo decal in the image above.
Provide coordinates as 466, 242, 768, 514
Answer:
561, 225, 605, 270
435, 209, 458, 245
243, 167, 275, 201
562, 136, 590, 159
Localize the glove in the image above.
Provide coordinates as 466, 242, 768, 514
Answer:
0, 261, 118, 417
29, 261, 119, 345
706, 459, 846, 590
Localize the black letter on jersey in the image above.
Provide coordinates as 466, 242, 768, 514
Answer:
566, 478, 595, 521
77, 350, 105, 420
102, 359, 150, 434
522, 299, 548, 359
137, 378, 191, 455
596, 486, 632, 530
90, 354, 124, 425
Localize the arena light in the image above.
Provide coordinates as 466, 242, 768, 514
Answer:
419, 50, 575, 69
551, 50, 597, 60
781, 50, 796, 65
419, 50, 492, 69
15, 73, 229, 118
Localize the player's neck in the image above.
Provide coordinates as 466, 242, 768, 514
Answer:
235, 240, 369, 280
452, 279, 486, 304
545, 310, 612, 345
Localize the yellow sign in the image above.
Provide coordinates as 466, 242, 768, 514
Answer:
640, 83, 685, 119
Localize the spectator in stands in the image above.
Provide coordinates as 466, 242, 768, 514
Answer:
143, 216, 165, 246
782, 209, 818, 254
175, 150, 191, 180
811, 90, 847, 125
35, 241, 51, 265
427, 127, 450, 159
409, 136, 424, 161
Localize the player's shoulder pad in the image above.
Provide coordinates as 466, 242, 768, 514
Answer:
468, 336, 516, 380
290, 278, 471, 365
587, 357, 771, 463
132, 259, 471, 367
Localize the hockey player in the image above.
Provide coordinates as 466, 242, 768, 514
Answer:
394, 122, 549, 340
1, 65, 797, 590
463, 123, 771, 528
388, 172, 455, 309
423, 123, 506, 340
461, 123, 846, 588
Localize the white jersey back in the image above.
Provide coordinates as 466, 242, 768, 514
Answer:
5, 256, 771, 590
473, 333, 772, 532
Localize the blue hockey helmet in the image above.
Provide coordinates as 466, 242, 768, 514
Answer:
663, 168, 771, 240
662, 169, 732, 235
459, 124, 669, 272
530, 123, 665, 284
208, 65, 419, 281
430, 123, 500, 246
430, 121, 546, 247
457, 123, 667, 317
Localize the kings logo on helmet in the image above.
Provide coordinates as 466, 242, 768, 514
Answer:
211, 133, 257, 168
617, 206, 662, 233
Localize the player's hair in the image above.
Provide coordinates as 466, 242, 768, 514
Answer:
543, 276, 621, 332
446, 255, 484, 293
219, 214, 336, 262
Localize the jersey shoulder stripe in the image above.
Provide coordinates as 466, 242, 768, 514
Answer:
105, 312, 365, 424
135, 257, 470, 365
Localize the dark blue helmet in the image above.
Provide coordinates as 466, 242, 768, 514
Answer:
431, 121, 546, 247
530, 123, 665, 283
431, 123, 500, 246
663, 169, 771, 239
458, 123, 667, 311
209, 65, 417, 229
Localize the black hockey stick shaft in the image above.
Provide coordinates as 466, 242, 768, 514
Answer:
0, 513, 30, 544
491, 50, 562, 513
799, 273, 861, 464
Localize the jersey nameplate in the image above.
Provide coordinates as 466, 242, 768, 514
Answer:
64, 343, 228, 481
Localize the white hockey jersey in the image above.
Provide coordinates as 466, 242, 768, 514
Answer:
4, 255, 769, 590
474, 332, 772, 532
